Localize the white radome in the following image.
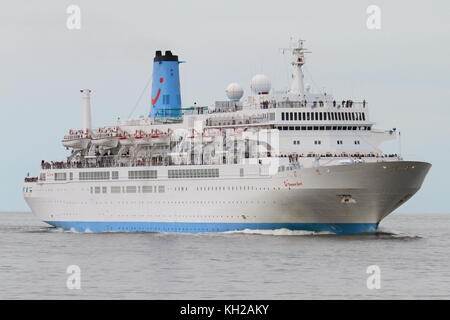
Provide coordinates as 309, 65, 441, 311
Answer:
225, 82, 244, 101
251, 74, 271, 94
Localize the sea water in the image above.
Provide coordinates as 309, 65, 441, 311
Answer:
0, 212, 449, 299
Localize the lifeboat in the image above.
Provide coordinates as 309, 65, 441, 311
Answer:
62, 133, 90, 150
119, 136, 135, 146
134, 136, 153, 145
91, 133, 119, 148
149, 134, 170, 144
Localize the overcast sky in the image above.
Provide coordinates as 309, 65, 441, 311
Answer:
1, 0, 449, 213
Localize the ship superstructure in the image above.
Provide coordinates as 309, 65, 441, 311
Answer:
23, 40, 431, 234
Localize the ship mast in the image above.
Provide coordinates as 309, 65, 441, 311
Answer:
282, 39, 309, 97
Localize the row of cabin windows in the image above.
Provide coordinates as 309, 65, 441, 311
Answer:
42, 172, 73, 181
281, 111, 366, 121
88, 185, 277, 194
61, 170, 151, 181
294, 140, 360, 145
90, 185, 165, 194
168, 168, 219, 179
278, 125, 371, 131
43, 168, 222, 182
128, 170, 157, 179
79, 171, 113, 181
197, 185, 272, 191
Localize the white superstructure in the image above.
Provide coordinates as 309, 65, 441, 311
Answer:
23, 40, 431, 234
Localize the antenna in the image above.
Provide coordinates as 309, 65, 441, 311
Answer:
280, 38, 311, 96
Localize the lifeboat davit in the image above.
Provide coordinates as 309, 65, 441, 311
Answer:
91, 133, 119, 148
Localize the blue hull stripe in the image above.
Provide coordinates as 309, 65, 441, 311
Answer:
44, 221, 378, 235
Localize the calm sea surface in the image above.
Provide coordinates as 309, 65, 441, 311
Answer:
0, 212, 449, 299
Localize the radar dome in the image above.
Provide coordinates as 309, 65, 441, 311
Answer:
251, 74, 271, 94
225, 82, 244, 101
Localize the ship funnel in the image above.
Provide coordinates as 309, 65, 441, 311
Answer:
150, 50, 182, 118
80, 89, 92, 134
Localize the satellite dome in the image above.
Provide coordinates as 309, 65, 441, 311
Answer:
225, 82, 244, 101
251, 74, 271, 94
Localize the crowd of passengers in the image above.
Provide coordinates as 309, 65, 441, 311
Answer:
40, 153, 399, 170
284, 153, 398, 162
210, 99, 366, 114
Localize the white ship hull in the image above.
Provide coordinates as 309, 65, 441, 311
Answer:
23, 161, 431, 234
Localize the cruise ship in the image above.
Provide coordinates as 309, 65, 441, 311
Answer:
23, 40, 431, 234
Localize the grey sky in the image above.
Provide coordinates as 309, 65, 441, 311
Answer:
1, 0, 449, 212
